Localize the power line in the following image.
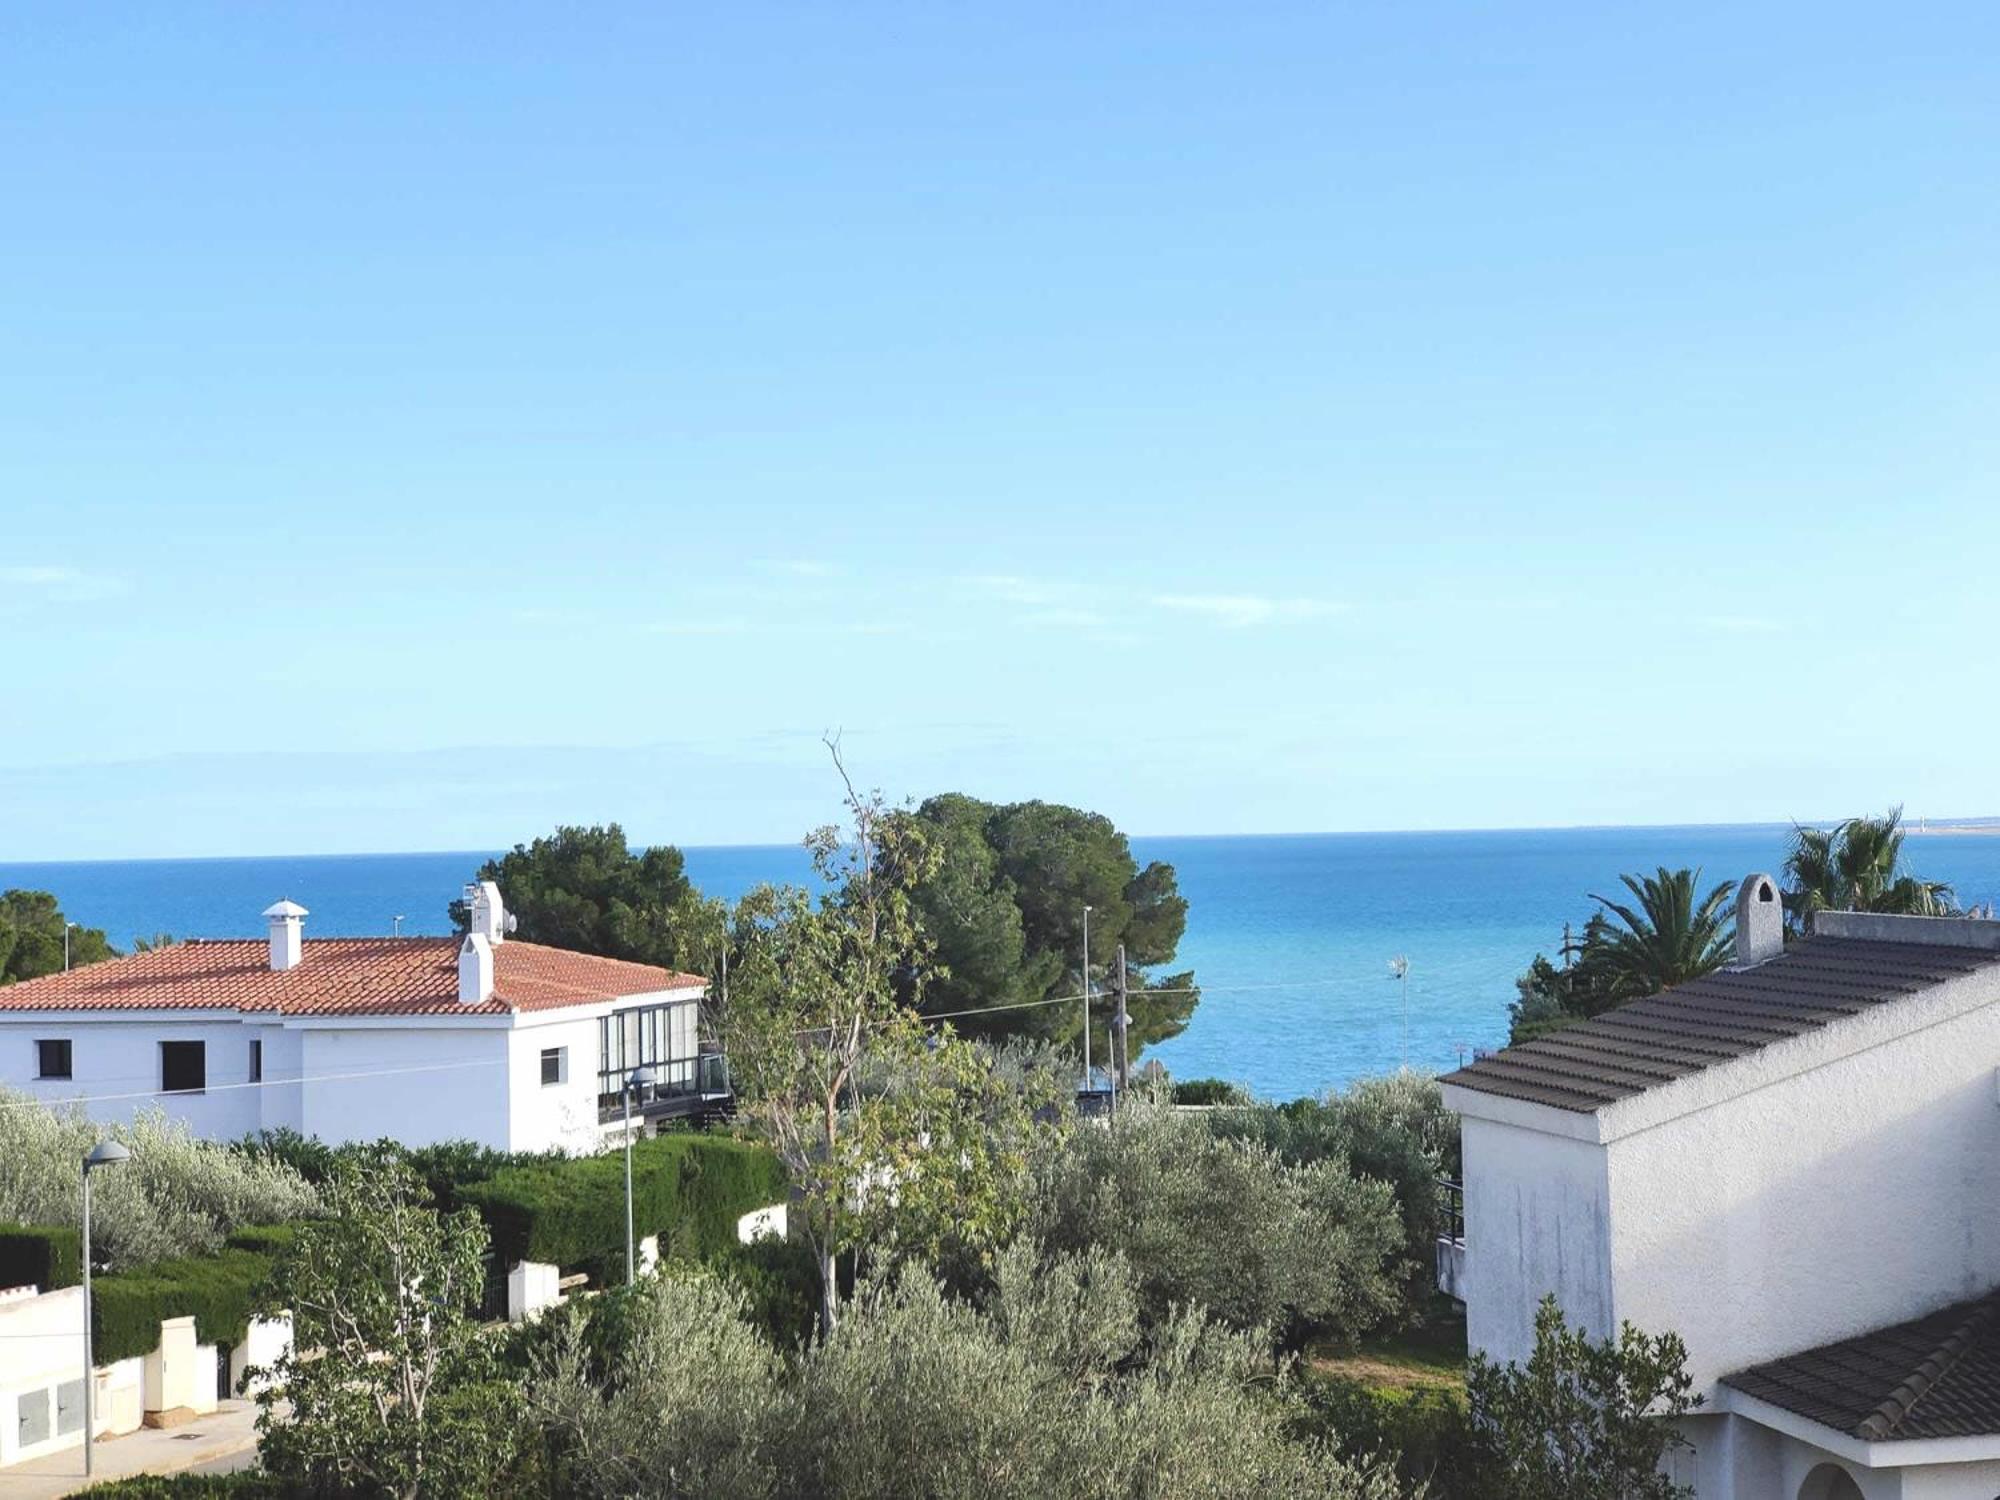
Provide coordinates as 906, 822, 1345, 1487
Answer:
0, 1056, 507, 1114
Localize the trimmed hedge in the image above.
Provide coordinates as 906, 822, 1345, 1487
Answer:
91, 1236, 287, 1364
462, 1134, 786, 1285
0, 1222, 82, 1292
75, 1477, 299, 1498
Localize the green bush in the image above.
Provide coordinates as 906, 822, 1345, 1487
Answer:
1172, 1077, 1253, 1106
73, 1476, 300, 1498
712, 1235, 821, 1347
1300, 1377, 1477, 1499
91, 1240, 280, 1363
0, 1222, 81, 1291
461, 1134, 786, 1285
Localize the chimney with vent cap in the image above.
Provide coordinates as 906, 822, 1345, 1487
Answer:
1735, 872, 1783, 967
466, 881, 510, 946
459, 932, 495, 1005
264, 899, 307, 972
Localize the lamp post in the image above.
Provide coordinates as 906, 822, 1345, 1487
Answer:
1081, 905, 1093, 1092
65, 922, 77, 972
81, 1140, 131, 1477
623, 1065, 658, 1286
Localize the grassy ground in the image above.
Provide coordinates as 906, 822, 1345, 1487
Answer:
1308, 1299, 1468, 1392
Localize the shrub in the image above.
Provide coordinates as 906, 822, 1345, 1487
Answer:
1300, 1377, 1478, 1498
462, 1134, 786, 1284
0, 1222, 81, 1291
73, 1476, 299, 1498
711, 1235, 821, 1348
92, 1241, 281, 1363
1172, 1077, 1253, 1106
0, 1092, 317, 1270
529, 1248, 1418, 1500
1029, 1102, 1404, 1347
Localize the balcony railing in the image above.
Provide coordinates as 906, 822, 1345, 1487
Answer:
597, 1053, 732, 1125
1435, 1177, 1467, 1302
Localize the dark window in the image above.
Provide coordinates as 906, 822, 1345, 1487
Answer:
160, 1041, 205, 1095
249, 1039, 263, 1083
540, 1047, 564, 1087
35, 1039, 72, 1080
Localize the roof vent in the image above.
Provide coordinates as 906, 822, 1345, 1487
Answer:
1735, 873, 1783, 968
458, 932, 495, 1005
263, 899, 308, 972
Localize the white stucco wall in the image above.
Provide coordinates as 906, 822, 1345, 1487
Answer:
1457, 1113, 1613, 1367
506, 1011, 605, 1154
0, 1013, 265, 1137
296, 1021, 513, 1148
1602, 962, 2000, 1396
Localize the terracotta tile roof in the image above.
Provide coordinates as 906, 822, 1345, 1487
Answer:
0, 939, 701, 1018
1439, 936, 2000, 1114
1725, 1292, 2000, 1441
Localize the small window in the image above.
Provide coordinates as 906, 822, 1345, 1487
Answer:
35, 1039, 72, 1080
249, 1038, 263, 1083
160, 1040, 205, 1095
541, 1047, 566, 1087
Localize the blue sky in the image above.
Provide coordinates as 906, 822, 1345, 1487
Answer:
4, 4, 1998, 859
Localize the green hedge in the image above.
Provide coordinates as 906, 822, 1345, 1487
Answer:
0, 1222, 82, 1291
74, 1476, 300, 1499
462, 1134, 786, 1285
91, 1239, 284, 1364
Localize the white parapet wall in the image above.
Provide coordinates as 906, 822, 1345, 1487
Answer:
0, 1285, 145, 1469
229, 1313, 294, 1397
738, 1203, 787, 1244
508, 1260, 563, 1323
143, 1315, 219, 1418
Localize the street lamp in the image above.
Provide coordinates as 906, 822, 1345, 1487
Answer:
81, 1140, 131, 1478
1081, 905, 1093, 1092
622, 1065, 658, 1286
65, 922, 78, 972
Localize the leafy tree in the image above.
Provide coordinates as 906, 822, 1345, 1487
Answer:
1211, 1074, 1461, 1321
1510, 870, 1732, 1042
448, 824, 721, 973
1468, 1295, 1699, 1500
253, 1151, 519, 1500
887, 794, 1199, 1056
530, 1250, 1417, 1500
1784, 806, 1958, 932
1029, 1100, 1404, 1346
0, 1092, 316, 1270
723, 748, 1049, 1330
0, 890, 113, 983
1589, 867, 1734, 997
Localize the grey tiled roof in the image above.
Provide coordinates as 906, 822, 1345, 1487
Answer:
1439, 937, 2000, 1113
1725, 1293, 2000, 1440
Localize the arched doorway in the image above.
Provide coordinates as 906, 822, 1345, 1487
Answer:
1798, 1463, 1865, 1500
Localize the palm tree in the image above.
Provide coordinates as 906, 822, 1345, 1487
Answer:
1783, 807, 1956, 933
1588, 867, 1735, 999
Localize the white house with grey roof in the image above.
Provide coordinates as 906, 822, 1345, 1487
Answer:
1442, 876, 2000, 1500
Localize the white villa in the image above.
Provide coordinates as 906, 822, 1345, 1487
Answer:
1441, 875, 2000, 1500
0, 883, 726, 1153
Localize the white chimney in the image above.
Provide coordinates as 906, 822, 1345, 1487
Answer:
458, 932, 495, 1005
466, 881, 509, 946
1735, 872, 1783, 967
263, 899, 308, 972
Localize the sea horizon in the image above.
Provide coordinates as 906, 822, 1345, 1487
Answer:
9, 821, 2000, 1101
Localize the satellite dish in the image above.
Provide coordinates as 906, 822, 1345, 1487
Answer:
505, 913, 519, 934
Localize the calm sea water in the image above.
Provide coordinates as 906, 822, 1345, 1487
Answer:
8, 827, 2000, 1100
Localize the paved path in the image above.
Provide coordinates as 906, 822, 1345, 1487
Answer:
0, 1401, 260, 1498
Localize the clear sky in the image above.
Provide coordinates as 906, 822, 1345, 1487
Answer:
4, 4, 1998, 859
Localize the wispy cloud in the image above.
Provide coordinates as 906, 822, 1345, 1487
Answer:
1152, 594, 1343, 628
0, 565, 125, 605
1695, 614, 1787, 635
649, 618, 751, 636
966, 574, 1056, 607
757, 558, 836, 578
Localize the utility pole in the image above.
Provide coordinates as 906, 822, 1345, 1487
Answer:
1114, 943, 1130, 1100
1080, 906, 1093, 1092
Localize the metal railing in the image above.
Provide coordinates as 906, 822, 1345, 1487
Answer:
1438, 1177, 1465, 1242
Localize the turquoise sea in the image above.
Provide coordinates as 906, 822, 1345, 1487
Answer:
7, 827, 2000, 1100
